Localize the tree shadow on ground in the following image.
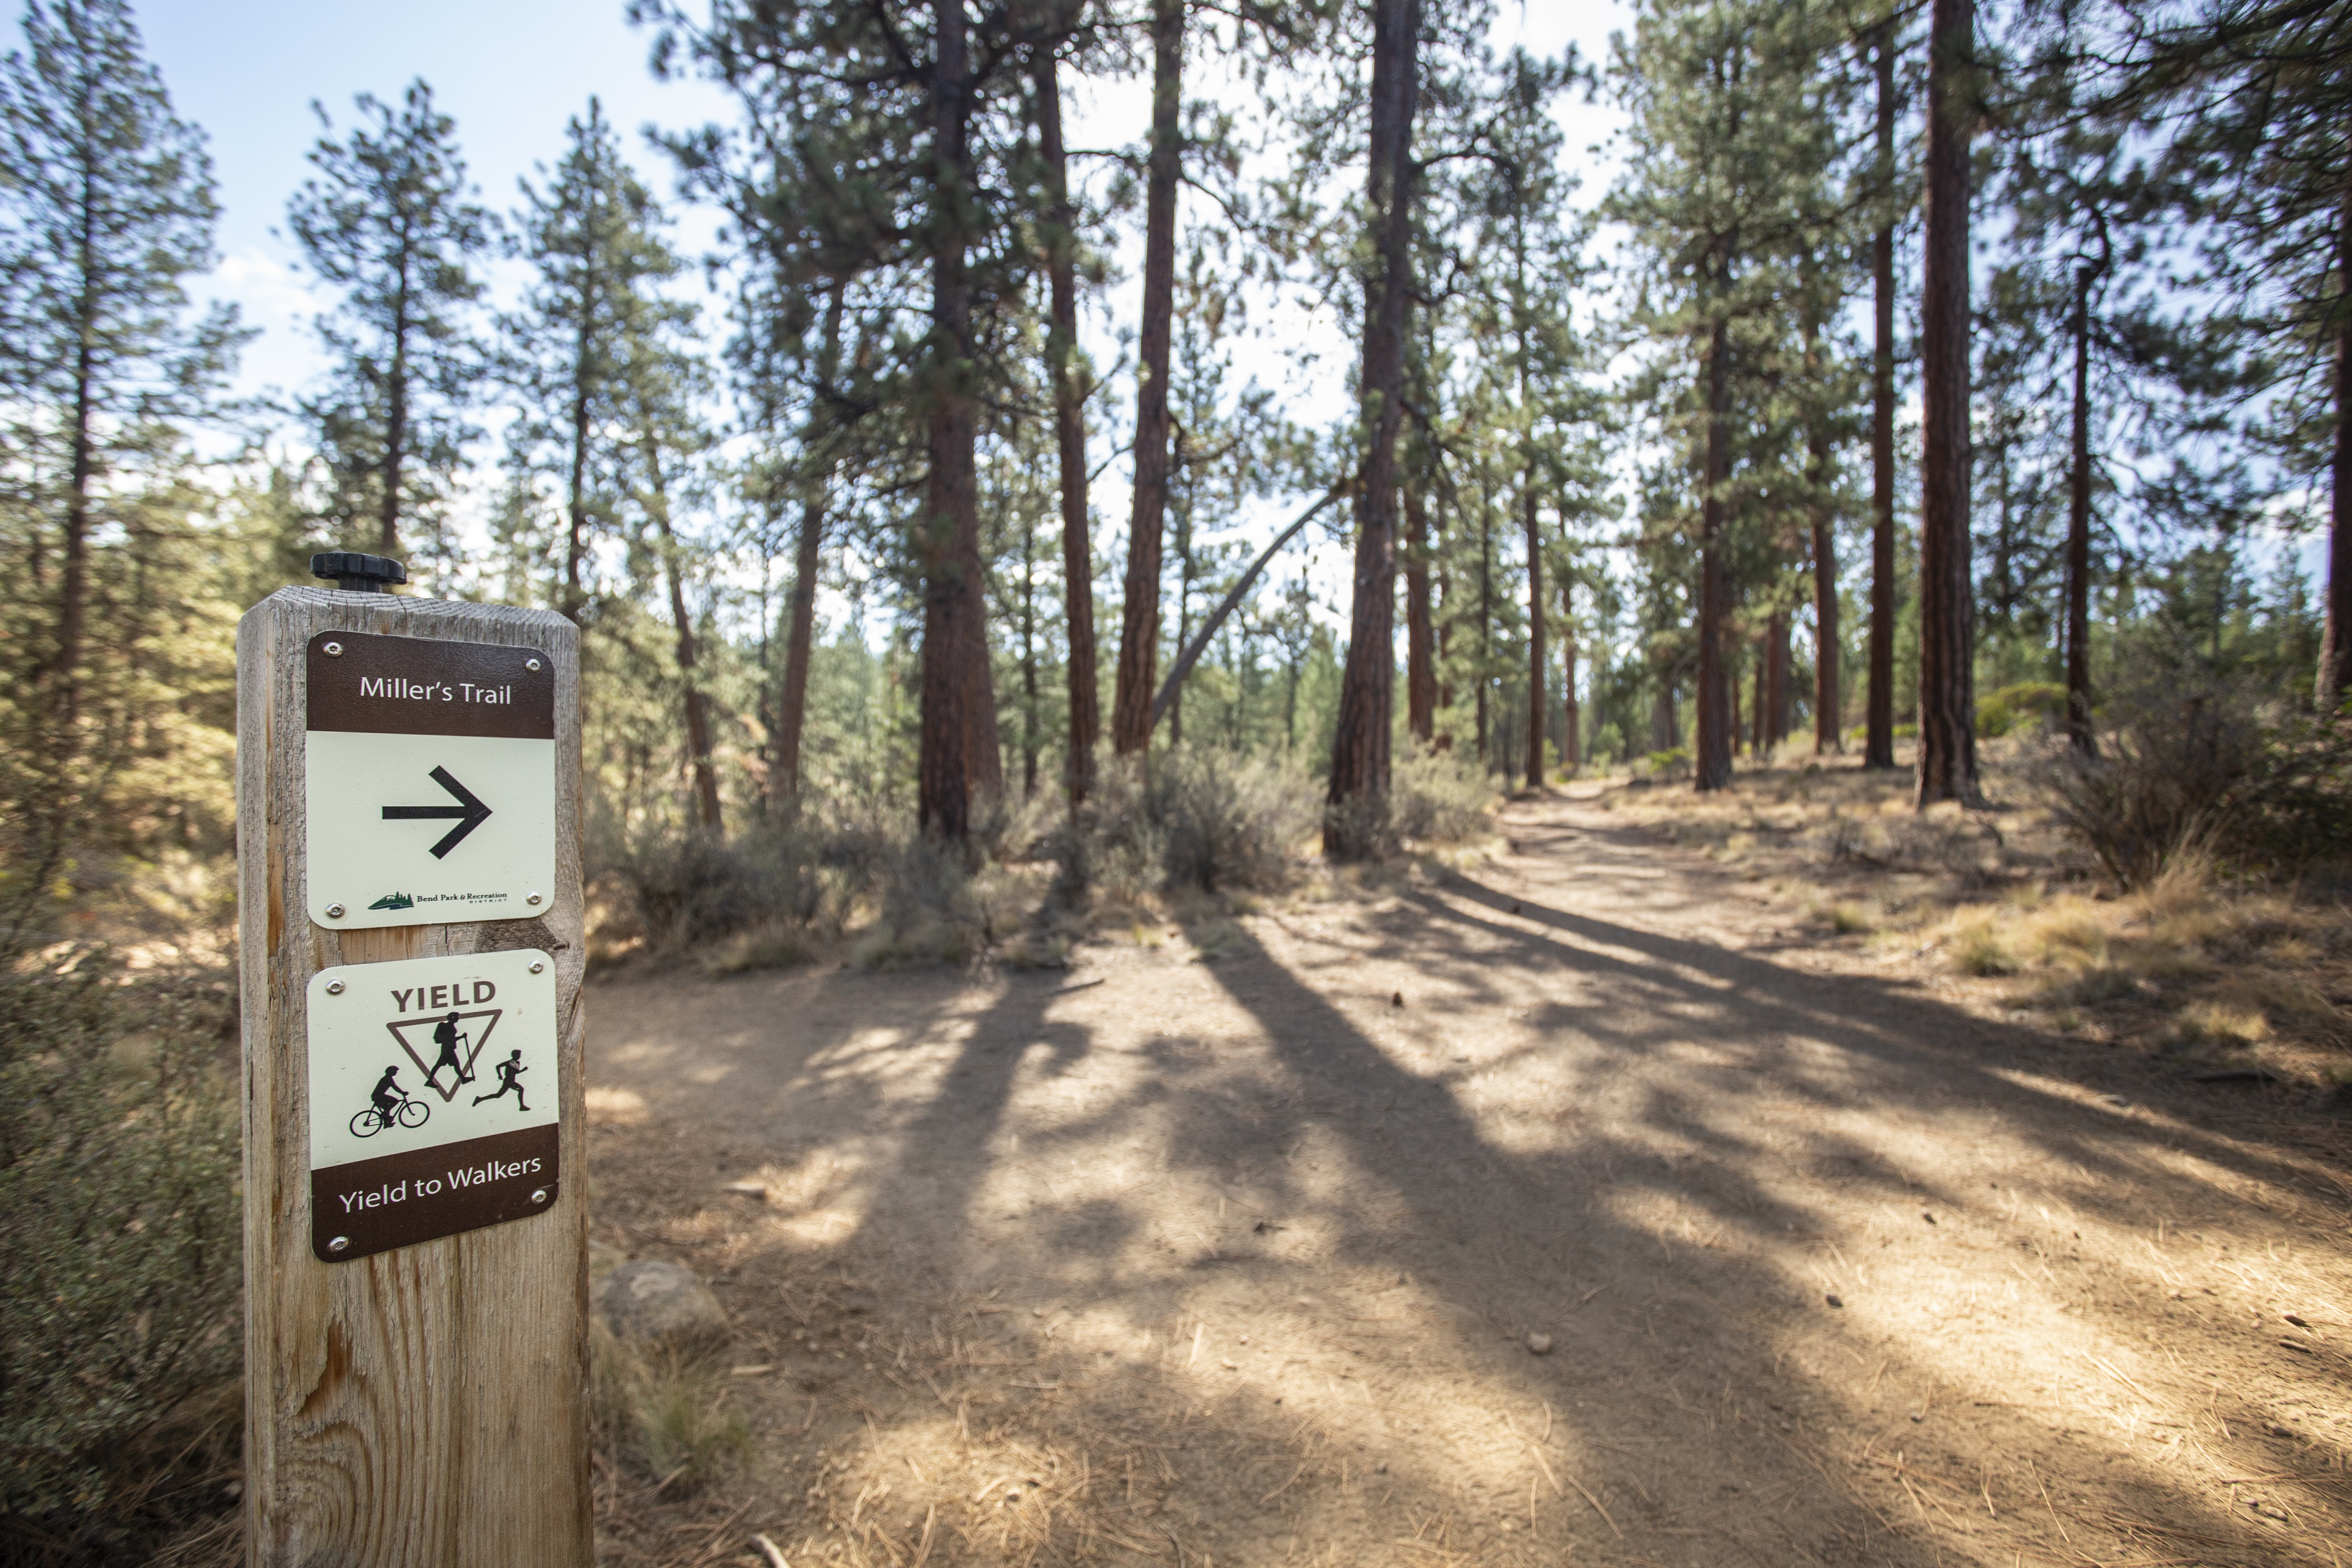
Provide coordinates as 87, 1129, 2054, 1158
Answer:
584, 844, 2349, 1568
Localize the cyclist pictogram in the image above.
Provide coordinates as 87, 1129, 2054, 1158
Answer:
351, 1065, 431, 1138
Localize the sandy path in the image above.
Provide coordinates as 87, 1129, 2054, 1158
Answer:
587, 793, 2352, 1567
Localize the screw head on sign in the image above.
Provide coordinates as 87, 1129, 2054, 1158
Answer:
526, 893, 543, 907
323, 641, 344, 656
324, 903, 346, 919
529, 960, 545, 974
325, 980, 344, 995
531, 1188, 549, 1205
329, 1236, 350, 1253
526, 657, 542, 671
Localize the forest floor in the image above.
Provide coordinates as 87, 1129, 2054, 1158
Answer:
584, 760, 2352, 1568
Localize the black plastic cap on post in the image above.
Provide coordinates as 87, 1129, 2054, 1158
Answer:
310, 552, 408, 593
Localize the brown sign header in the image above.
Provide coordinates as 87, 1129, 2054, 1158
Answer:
307, 631, 555, 740
312, 1123, 559, 1262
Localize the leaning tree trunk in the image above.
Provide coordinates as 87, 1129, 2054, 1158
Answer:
1695, 312, 1735, 793
1866, 24, 1899, 771
1110, 0, 1184, 756
1325, 0, 1420, 856
2064, 257, 2100, 755
1037, 43, 1100, 803
917, 0, 997, 840
1405, 482, 1435, 743
1917, 0, 1979, 806
1523, 466, 1545, 789
2317, 177, 2352, 712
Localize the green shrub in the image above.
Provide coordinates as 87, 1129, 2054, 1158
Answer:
0, 925, 241, 1515
2037, 675, 2352, 887
1390, 747, 1496, 844
1978, 681, 2067, 738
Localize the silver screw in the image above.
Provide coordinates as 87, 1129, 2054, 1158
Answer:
323, 641, 344, 657
325, 903, 346, 919
526, 893, 542, 907
530, 1188, 549, 1205
329, 1236, 350, 1253
325, 980, 345, 995
528, 960, 545, 974
526, 657, 543, 671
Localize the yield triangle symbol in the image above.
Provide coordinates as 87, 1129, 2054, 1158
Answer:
385, 1008, 503, 1103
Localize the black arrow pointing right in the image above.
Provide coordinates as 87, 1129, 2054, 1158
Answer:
383, 765, 494, 858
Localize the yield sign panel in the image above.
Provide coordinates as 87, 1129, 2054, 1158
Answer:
306, 949, 559, 1262
304, 631, 557, 930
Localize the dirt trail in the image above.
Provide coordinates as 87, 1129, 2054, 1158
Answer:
587, 791, 2352, 1567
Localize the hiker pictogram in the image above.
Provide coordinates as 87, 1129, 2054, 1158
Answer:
473, 1050, 530, 1112
385, 1006, 503, 1103
426, 1011, 474, 1090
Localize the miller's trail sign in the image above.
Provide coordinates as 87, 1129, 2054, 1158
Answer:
305, 630, 557, 930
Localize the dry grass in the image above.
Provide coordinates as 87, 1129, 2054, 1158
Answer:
1582, 743, 2352, 1088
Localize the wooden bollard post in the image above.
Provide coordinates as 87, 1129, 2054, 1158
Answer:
237, 566, 591, 1567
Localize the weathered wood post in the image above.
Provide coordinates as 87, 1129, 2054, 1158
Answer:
236, 557, 591, 1567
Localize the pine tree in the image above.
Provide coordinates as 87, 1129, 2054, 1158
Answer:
504, 98, 677, 624
288, 80, 492, 564
1325, 0, 1420, 855
0, 0, 243, 783
1915, 0, 1980, 804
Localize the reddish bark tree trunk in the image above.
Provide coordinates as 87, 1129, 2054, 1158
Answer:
1036, 45, 1100, 804
773, 490, 823, 803
1405, 483, 1435, 744
1806, 323, 1840, 754
2317, 180, 2352, 711
1917, 0, 1980, 805
1325, 0, 1419, 855
917, 0, 999, 839
1866, 24, 1899, 771
1110, 0, 1184, 755
648, 462, 722, 836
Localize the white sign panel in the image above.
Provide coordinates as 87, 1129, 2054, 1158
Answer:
303, 631, 558, 930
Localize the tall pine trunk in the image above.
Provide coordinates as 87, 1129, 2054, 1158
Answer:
1036, 44, 1099, 803
1111, 0, 1184, 755
1695, 313, 1734, 792
917, 0, 999, 839
1523, 466, 1544, 788
2065, 256, 2100, 755
2318, 179, 2352, 710
1917, 0, 1979, 805
563, 258, 596, 624
773, 489, 824, 802
1326, 0, 1419, 855
379, 283, 412, 556
1405, 482, 1435, 743
647, 456, 722, 835
55, 262, 95, 751
773, 288, 840, 807
1866, 25, 1899, 770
